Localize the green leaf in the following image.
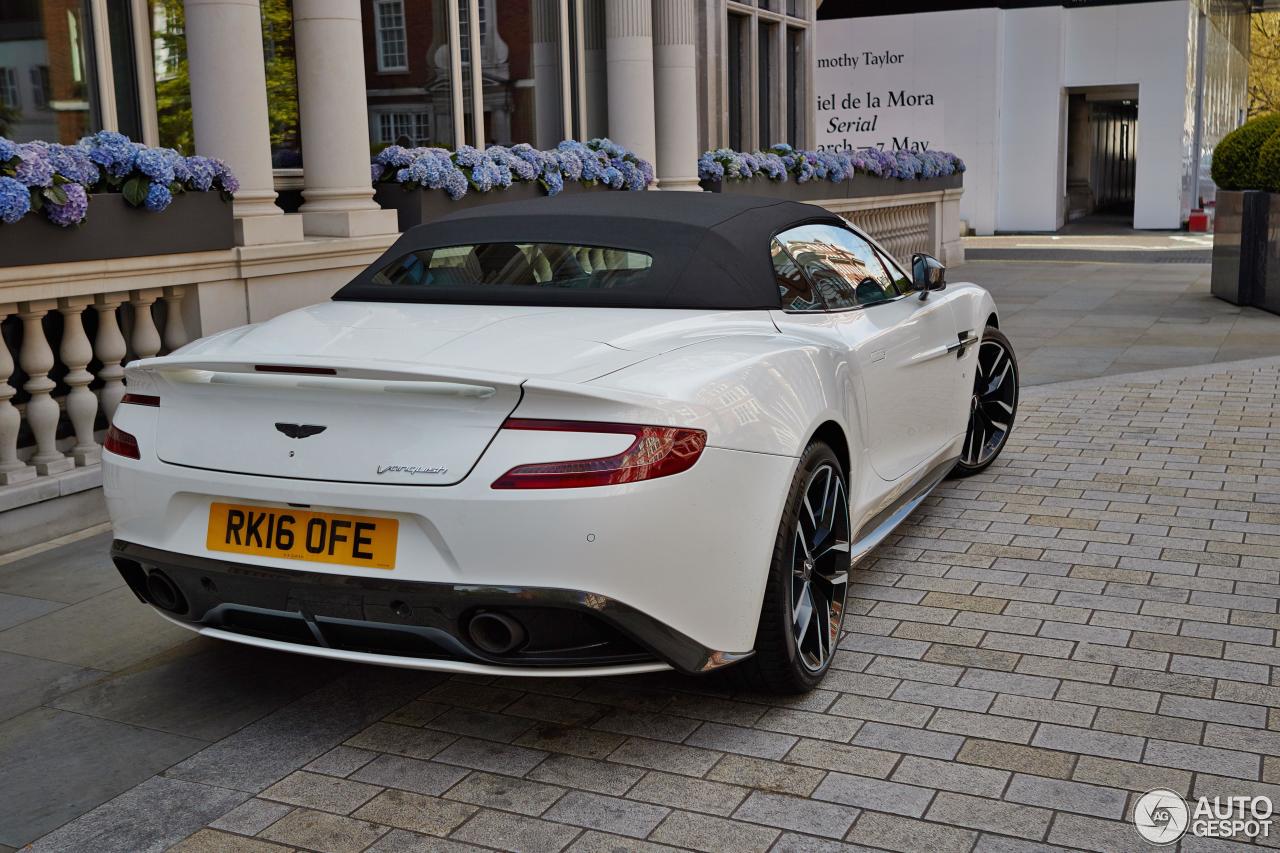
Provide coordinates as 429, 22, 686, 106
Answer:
52, 173, 69, 186
168, 181, 183, 194
123, 176, 148, 207
29, 190, 43, 212
42, 185, 68, 205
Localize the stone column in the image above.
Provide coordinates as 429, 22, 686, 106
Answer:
294, 0, 398, 237
583, 0, 608, 138
532, 0, 564, 149
651, 0, 698, 190
605, 0, 657, 169
185, 0, 304, 246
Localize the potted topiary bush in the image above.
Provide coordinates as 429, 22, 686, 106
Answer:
1255, 129, 1280, 316
1209, 113, 1280, 309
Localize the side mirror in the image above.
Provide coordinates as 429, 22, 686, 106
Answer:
912, 253, 946, 299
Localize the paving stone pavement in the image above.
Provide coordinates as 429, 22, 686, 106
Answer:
13, 355, 1280, 853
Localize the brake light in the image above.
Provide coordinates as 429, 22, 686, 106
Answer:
104, 425, 141, 459
492, 419, 707, 489
255, 364, 337, 376
121, 393, 159, 407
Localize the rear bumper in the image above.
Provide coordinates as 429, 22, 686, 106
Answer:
112, 540, 751, 676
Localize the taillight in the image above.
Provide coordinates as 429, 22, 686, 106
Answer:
121, 393, 159, 407
104, 425, 141, 460
492, 419, 707, 489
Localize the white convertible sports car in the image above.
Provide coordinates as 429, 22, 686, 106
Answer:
105, 193, 1018, 692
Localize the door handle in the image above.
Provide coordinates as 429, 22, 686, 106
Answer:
946, 331, 980, 358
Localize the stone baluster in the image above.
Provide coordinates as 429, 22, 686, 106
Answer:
58, 296, 102, 467
17, 301, 73, 476
129, 289, 163, 362
0, 304, 37, 485
94, 294, 128, 422
161, 286, 190, 354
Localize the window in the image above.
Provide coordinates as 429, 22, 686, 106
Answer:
0, 68, 19, 111
374, 0, 408, 71
724, 3, 811, 150
786, 28, 803, 146
776, 224, 898, 310
726, 14, 748, 150
772, 240, 820, 312
370, 242, 654, 292
457, 0, 487, 65
30, 67, 50, 109
757, 21, 776, 149
377, 111, 431, 146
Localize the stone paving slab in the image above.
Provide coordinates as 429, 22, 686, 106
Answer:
12, 356, 1280, 851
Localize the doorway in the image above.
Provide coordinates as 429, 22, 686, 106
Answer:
1064, 87, 1139, 226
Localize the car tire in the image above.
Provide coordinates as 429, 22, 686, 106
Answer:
950, 327, 1019, 478
737, 441, 851, 694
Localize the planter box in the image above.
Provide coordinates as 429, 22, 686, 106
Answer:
700, 173, 962, 200
0, 192, 234, 268
374, 180, 612, 231
1212, 190, 1269, 308
1262, 193, 1280, 316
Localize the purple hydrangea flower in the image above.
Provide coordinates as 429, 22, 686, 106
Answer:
144, 181, 173, 212
44, 183, 89, 226
371, 163, 382, 183
210, 158, 239, 194
0, 175, 30, 223
14, 145, 55, 187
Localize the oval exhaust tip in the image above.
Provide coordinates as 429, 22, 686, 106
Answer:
466, 611, 527, 655
145, 570, 188, 615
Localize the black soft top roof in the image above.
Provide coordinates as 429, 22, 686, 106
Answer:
333, 192, 845, 310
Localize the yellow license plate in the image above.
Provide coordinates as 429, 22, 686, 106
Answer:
206, 502, 398, 569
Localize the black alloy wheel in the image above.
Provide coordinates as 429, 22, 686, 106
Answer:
952, 327, 1019, 477
740, 441, 851, 693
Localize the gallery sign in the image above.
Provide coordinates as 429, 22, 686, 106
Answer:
815, 37, 945, 155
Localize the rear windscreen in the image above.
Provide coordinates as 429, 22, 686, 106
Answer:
369, 242, 654, 291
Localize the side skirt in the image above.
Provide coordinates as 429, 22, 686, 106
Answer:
850, 456, 958, 564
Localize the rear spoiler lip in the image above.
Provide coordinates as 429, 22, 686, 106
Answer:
130, 355, 528, 388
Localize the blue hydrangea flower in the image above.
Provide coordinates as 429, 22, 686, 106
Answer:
44, 183, 89, 227
184, 156, 216, 191
600, 165, 623, 189
136, 148, 176, 184
442, 167, 468, 200
0, 137, 17, 164
46, 143, 100, 187
0, 176, 30, 223
144, 181, 173, 211
376, 145, 415, 169
453, 145, 485, 169
541, 169, 564, 196
555, 149, 584, 182
371, 163, 382, 183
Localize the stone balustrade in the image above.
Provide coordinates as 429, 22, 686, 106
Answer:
0, 287, 193, 489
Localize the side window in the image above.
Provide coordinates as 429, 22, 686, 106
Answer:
772, 240, 822, 312
876, 248, 913, 296
776, 224, 898, 310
